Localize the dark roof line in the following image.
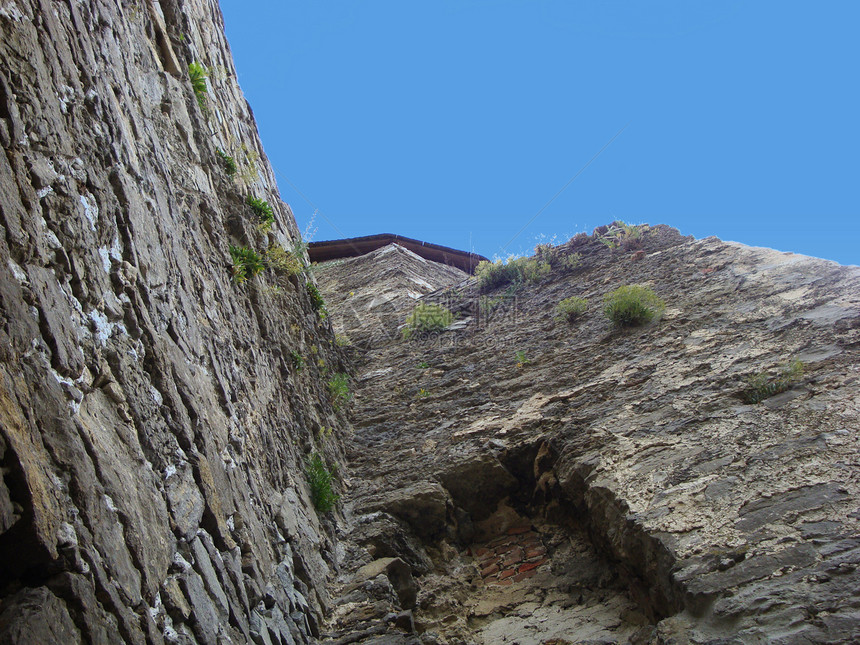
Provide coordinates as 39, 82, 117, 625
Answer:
308, 234, 489, 274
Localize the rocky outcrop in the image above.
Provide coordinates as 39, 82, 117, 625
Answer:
312, 244, 468, 347
0, 1, 348, 642
318, 228, 860, 643
3, 0, 860, 643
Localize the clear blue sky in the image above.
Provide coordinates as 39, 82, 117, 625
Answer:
219, 1, 859, 265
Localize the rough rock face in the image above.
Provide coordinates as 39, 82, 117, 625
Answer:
317, 228, 860, 643
3, 1, 860, 644
312, 244, 468, 347
0, 1, 349, 642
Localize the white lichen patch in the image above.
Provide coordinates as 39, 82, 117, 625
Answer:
150, 385, 163, 405
103, 494, 118, 513
79, 192, 99, 230
89, 309, 112, 344
98, 247, 111, 273
0, 2, 26, 21
7, 258, 27, 283
86, 309, 129, 346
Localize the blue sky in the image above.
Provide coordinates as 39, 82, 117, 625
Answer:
219, 1, 859, 265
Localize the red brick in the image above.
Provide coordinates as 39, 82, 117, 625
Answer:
474, 547, 490, 557
502, 547, 523, 566
481, 563, 499, 577
507, 526, 531, 535
499, 568, 516, 579
494, 542, 518, 555
489, 578, 512, 586
513, 569, 537, 582
524, 547, 546, 559
478, 553, 496, 566
518, 559, 547, 572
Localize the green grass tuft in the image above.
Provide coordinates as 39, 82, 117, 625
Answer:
403, 302, 454, 338
305, 453, 339, 512
603, 285, 665, 327
216, 149, 237, 176
289, 351, 305, 370
557, 296, 588, 322
741, 359, 804, 404
475, 256, 551, 292
306, 282, 327, 316
327, 373, 351, 408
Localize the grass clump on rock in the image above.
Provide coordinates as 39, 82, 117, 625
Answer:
327, 373, 351, 408
603, 285, 665, 327
264, 244, 303, 276
740, 359, 804, 404
216, 149, 237, 176
305, 453, 339, 512
403, 302, 453, 338
306, 283, 327, 316
557, 296, 588, 322
475, 256, 551, 292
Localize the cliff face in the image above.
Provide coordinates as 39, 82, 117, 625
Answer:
316, 232, 860, 644
0, 1, 347, 643
3, 2, 860, 645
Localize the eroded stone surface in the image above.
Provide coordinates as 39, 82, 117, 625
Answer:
0, 1, 349, 642
2, 0, 860, 642
318, 231, 860, 643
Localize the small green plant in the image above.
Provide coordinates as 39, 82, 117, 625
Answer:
596, 222, 644, 251
740, 359, 804, 404
417, 361, 430, 369
236, 143, 261, 184
265, 244, 303, 276
536, 244, 582, 272
557, 296, 588, 322
335, 334, 352, 347
327, 373, 351, 408
216, 149, 237, 176
305, 453, 339, 512
514, 350, 530, 368
534, 243, 561, 266
229, 245, 265, 283
247, 196, 275, 230
475, 256, 551, 292
563, 252, 583, 271
316, 425, 334, 443
417, 388, 430, 398
289, 351, 305, 370
603, 285, 665, 327
403, 302, 454, 339
306, 283, 327, 316
188, 62, 208, 109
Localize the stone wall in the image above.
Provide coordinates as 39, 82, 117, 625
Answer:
0, 1, 347, 642
3, 1, 860, 643
317, 228, 860, 644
